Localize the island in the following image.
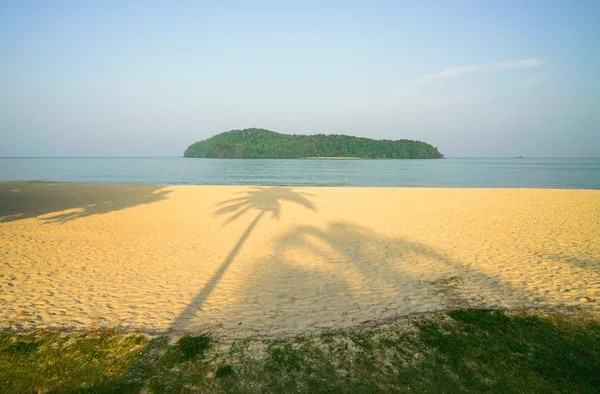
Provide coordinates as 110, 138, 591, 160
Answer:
184, 128, 444, 159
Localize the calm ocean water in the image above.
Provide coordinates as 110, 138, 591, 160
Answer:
1, 157, 599, 189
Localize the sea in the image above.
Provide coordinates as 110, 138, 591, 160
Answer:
1, 157, 599, 189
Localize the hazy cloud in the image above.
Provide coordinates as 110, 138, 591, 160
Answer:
416, 58, 547, 84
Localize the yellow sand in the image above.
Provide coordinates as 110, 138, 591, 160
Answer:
1, 182, 599, 338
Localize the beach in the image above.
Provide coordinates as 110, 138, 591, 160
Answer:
1, 182, 599, 339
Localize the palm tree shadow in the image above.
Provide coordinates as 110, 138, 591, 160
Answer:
230, 221, 555, 337
274, 222, 514, 309
172, 186, 316, 332
0, 182, 171, 224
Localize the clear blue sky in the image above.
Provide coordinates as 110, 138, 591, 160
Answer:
1, 0, 599, 157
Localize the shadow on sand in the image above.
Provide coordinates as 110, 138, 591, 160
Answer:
0, 182, 171, 224
173, 185, 558, 338
172, 187, 316, 331
231, 221, 530, 336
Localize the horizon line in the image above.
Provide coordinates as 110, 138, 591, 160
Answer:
1, 156, 599, 159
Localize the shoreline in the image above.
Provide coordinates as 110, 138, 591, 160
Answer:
1, 182, 599, 338
1, 180, 597, 191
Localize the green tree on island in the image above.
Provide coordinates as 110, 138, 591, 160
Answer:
184, 128, 444, 159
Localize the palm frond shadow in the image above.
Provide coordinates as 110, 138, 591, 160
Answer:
214, 186, 316, 226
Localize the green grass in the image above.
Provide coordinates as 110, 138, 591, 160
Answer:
176, 334, 211, 360
0, 328, 147, 393
1, 308, 599, 393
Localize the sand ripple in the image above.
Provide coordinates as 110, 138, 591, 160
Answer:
1, 183, 599, 338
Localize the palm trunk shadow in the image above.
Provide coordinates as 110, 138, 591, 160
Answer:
172, 210, 265, 331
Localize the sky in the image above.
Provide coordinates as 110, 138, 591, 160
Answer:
1, 0, 599, 157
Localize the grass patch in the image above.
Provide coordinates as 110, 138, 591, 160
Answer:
0, 329, 148, 393
1, 308, 599, 393
215, 364, 234, 379
177, 334, 211, 360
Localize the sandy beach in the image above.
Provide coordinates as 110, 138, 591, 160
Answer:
1, 182, 599, 339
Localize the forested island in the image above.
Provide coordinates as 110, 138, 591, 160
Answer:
184, 128, 444, 159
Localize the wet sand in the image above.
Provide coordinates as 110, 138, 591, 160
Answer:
1, 182, 599, 338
